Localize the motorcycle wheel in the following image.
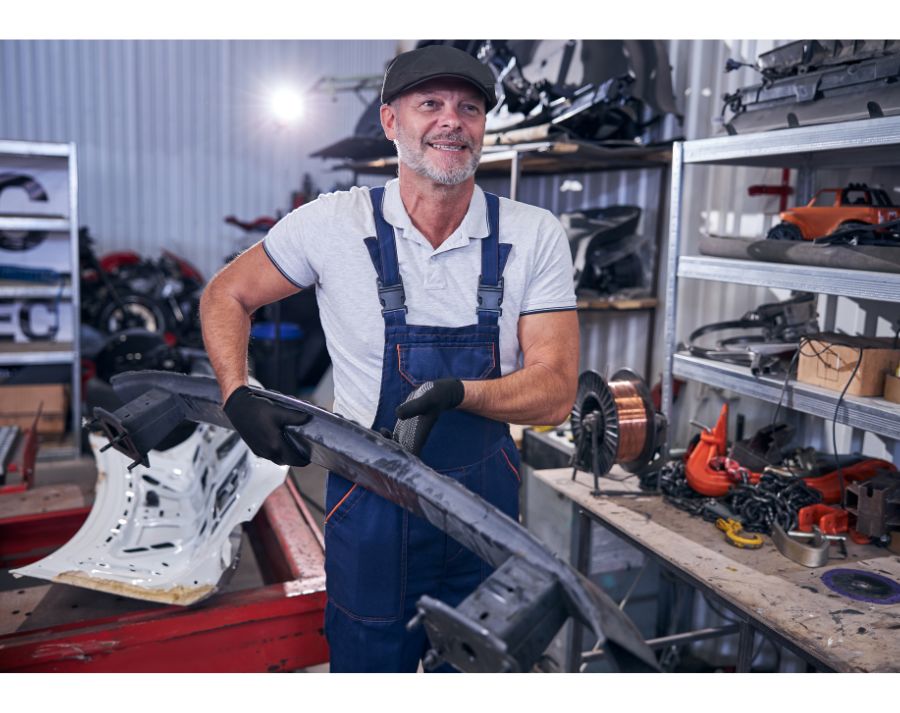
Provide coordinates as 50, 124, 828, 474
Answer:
98, 293, 168, 335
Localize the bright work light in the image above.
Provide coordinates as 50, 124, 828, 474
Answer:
271, 87, 304, 123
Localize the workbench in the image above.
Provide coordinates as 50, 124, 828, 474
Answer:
533, 467, 900, 673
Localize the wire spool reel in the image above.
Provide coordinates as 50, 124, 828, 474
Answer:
570, 369, 665, 495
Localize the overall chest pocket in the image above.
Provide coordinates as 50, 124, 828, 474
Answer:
398, 342, 496, 386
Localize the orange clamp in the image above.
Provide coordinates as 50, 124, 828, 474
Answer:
685, 404, 762, 497
797, 504, 848, 536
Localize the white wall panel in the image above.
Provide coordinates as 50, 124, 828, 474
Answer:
0, 39, 398, 278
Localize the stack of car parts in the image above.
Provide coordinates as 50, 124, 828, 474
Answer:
312, 40, 681, 160
722, 40, 900, 134
686, 292, 819, 375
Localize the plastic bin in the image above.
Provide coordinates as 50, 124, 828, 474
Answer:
250, 321, 304, 395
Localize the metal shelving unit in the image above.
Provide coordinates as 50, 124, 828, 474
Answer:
0, 217, 69, 232
0, 282, 72, 299
1, 343, 77, 365
678, 256, 900, 303
663, 116, 900, 446
673, 353, 900, 441
0, 140, 80, 459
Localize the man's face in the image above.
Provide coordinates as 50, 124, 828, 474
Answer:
381, 78, 487, 186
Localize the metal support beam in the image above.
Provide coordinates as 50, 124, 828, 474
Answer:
565, 507, 592, 672
661, 141, 684, 457
509, 150, 521, 201
736, 620, 756, 672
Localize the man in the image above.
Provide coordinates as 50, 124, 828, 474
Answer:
199, 44, 579, 672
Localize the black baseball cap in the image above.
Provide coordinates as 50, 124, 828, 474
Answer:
381, 45, 498, 110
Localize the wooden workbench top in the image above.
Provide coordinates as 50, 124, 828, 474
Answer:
534, 467, 900, 673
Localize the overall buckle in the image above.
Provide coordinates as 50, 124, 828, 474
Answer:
377, 279, 408, 315
477, 277, 504, 316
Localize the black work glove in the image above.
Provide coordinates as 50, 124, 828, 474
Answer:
393, 378, 464, 456
224, 386, 312, 467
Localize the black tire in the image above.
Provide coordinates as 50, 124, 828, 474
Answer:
766, 222, 803, 241
98, 293, 168, 335
835, 220, 870, 234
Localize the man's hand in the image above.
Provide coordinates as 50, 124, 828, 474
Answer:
224, 386, 312, 467
393, 378, 464, 456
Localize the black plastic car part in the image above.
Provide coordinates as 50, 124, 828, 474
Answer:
0, 172, 50, 252
722, 41, 900, 134
93, 371, 659, 673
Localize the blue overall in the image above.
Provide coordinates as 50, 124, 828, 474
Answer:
322, 187, 521, 672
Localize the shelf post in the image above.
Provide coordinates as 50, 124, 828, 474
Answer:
662, 142, 684, 443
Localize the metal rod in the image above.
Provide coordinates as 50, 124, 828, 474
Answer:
618, 561, 648, 610
509, 150, 521, 201
580, 623, 741, 663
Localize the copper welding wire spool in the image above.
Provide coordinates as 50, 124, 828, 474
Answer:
571, 368, 658, 475
608, 379, 649, 464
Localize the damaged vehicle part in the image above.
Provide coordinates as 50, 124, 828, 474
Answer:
311, 40, 680, 160
722, 40, 900, 135
12, 424, 287, 605
686, 292, 819, 375
89, 371, 659, 673
0, 172, 49, 252
561, 205, 646, 297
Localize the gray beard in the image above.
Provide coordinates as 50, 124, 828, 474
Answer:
394, 126, 481, 186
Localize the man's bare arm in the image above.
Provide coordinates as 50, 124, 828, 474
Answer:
460, 310, 579, 426
199, 242, 301, 402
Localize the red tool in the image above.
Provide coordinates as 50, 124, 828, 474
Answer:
797, 504, 848, 536
685, 404, 762, 497
802, 458, 895, 504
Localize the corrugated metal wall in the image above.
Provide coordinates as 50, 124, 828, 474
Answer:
0, 39, 769, 380
2, 38, 894, 463
0, 40, 399, 278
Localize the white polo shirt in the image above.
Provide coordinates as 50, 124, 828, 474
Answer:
263, 178, 576, 427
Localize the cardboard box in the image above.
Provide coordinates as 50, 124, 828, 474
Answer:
0, 384, 68, 434
797, 334, 900, 397
885, 374, 900, 404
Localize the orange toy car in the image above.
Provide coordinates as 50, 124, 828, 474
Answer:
767, 183, 900, 241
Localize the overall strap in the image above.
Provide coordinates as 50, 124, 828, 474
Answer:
364, 186, 407, 327
477, 192, 512, 327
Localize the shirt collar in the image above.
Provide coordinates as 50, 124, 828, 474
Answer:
380, 178, 491, 248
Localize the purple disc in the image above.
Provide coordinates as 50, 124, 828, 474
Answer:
821, 569, 900, 604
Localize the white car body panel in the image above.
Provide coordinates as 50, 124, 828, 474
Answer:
13, 425, 286, 605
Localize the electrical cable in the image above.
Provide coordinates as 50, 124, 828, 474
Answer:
771, 336, 870, 506
792, 336, 864, 507
829, 346, 862, 507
